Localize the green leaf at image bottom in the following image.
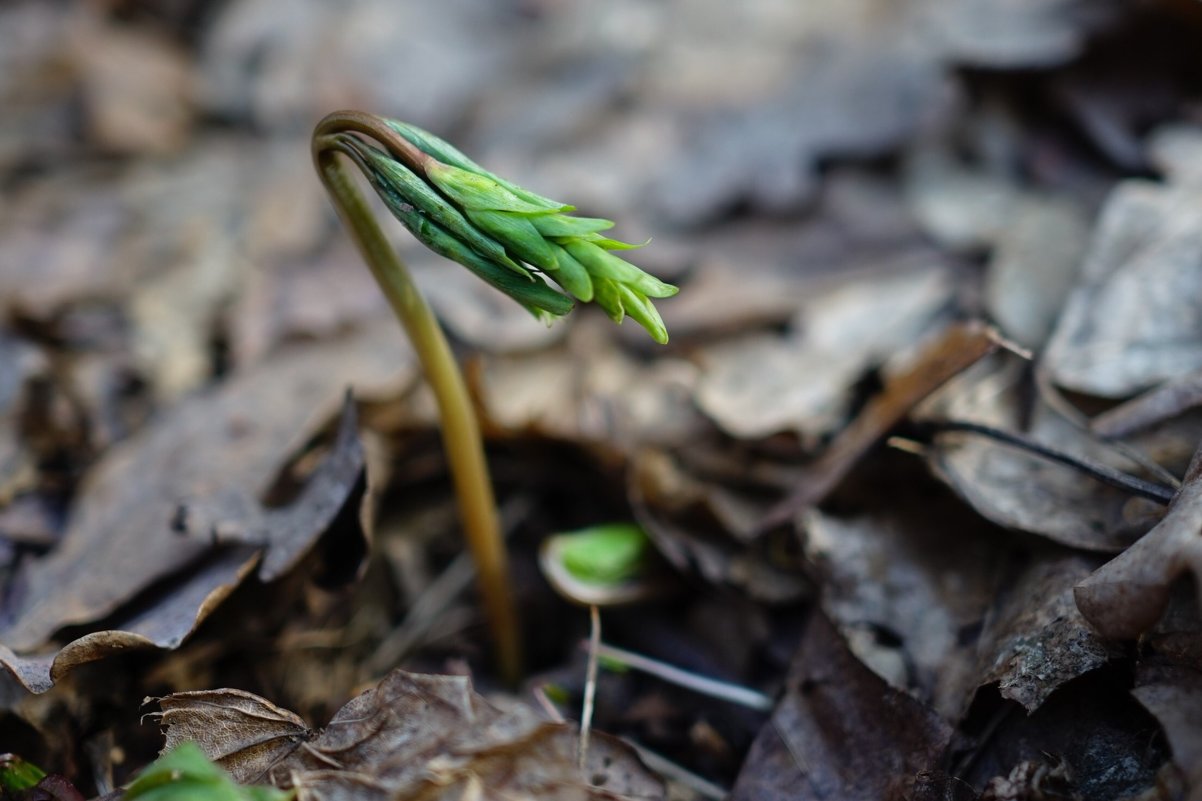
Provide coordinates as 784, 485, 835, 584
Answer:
124, 743, 293, 801
0, 754, 47, 792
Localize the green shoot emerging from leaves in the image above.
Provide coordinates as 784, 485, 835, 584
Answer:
343, 119, 678, 343
124, 743, 293, 801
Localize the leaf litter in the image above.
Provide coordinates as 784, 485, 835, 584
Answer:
3, 0, 1202, 799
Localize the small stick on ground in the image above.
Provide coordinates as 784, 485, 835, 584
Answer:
579, 605, 601, 773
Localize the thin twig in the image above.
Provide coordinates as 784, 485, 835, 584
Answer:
917, 419, 1176, 505
622, 739, 730, 801
589, 642, 774, 712
579, 605, 601, 773
1035, 366, 1182, 490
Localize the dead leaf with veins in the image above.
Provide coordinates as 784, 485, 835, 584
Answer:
155, 669, 665, 801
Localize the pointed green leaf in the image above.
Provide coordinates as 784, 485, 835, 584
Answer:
577, 232, 649, 251
124, 743, 293, 801
467, 210, 558, 272
0, 754, 46, 792
617, 285, 669, 344
355, 143, 525, 275
563, 240, 678, 299
593, 277, 626, 324
427, 161, 571, 215
532, 215, 615, 238
373, 181, 574, 317
385, 120, 570, 210
547, 244, 594, 302
555, 523, 650, 585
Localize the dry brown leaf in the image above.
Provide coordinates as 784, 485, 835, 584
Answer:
1075, 447, 1202, 640
156, 669, 664, 801
695, 264, 954, 441
730, 611, 951, 801
0, 327, 411, 692
478, 316, 704, 453
154, 688, 313, 783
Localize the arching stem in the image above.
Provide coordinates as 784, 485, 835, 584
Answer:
312, 119, 521, 685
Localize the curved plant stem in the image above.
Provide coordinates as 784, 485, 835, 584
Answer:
312, 122, 521, 685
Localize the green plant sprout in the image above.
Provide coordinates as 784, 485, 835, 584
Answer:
311, 111, 677, 683
124, 743, 292, 801
0, 754, 46, 793
538, 522, 662, 607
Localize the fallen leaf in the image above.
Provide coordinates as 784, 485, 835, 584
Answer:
1132, 664, 1202, 801
730, 611, 951, 801
923, 361, 1169, 552
1043, 175, 1202, 397
653, 25, 952, 223
759, 321, 998, 529
0, 327, 411, 691
71, 12, 195, 156
801, 502, 1002, 717
927, 0, 1121, 68
956, 669, 1167, 799
1075, 446, 1202, 640
156, 669, 665, 801
972, 554, 1112, 713
1090, 369, 1202, 439
694, 264, 955, 441
154, 690, 312, 783
983, 194, 1088, 349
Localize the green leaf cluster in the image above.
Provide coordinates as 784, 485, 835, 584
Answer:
123, 744, 292, 801
354, 120, 678, 343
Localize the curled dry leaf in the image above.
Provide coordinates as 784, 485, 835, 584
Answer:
155, 669, 664, 801
0, 327, 411, 692
1075, 447, 1202, 640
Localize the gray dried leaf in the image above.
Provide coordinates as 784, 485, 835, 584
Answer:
802, 503, 1000, 717
656, 44, 951, 224
1043, 178, 1202, 398
984, 194, 1089, 349
925, 0, 1123, 68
